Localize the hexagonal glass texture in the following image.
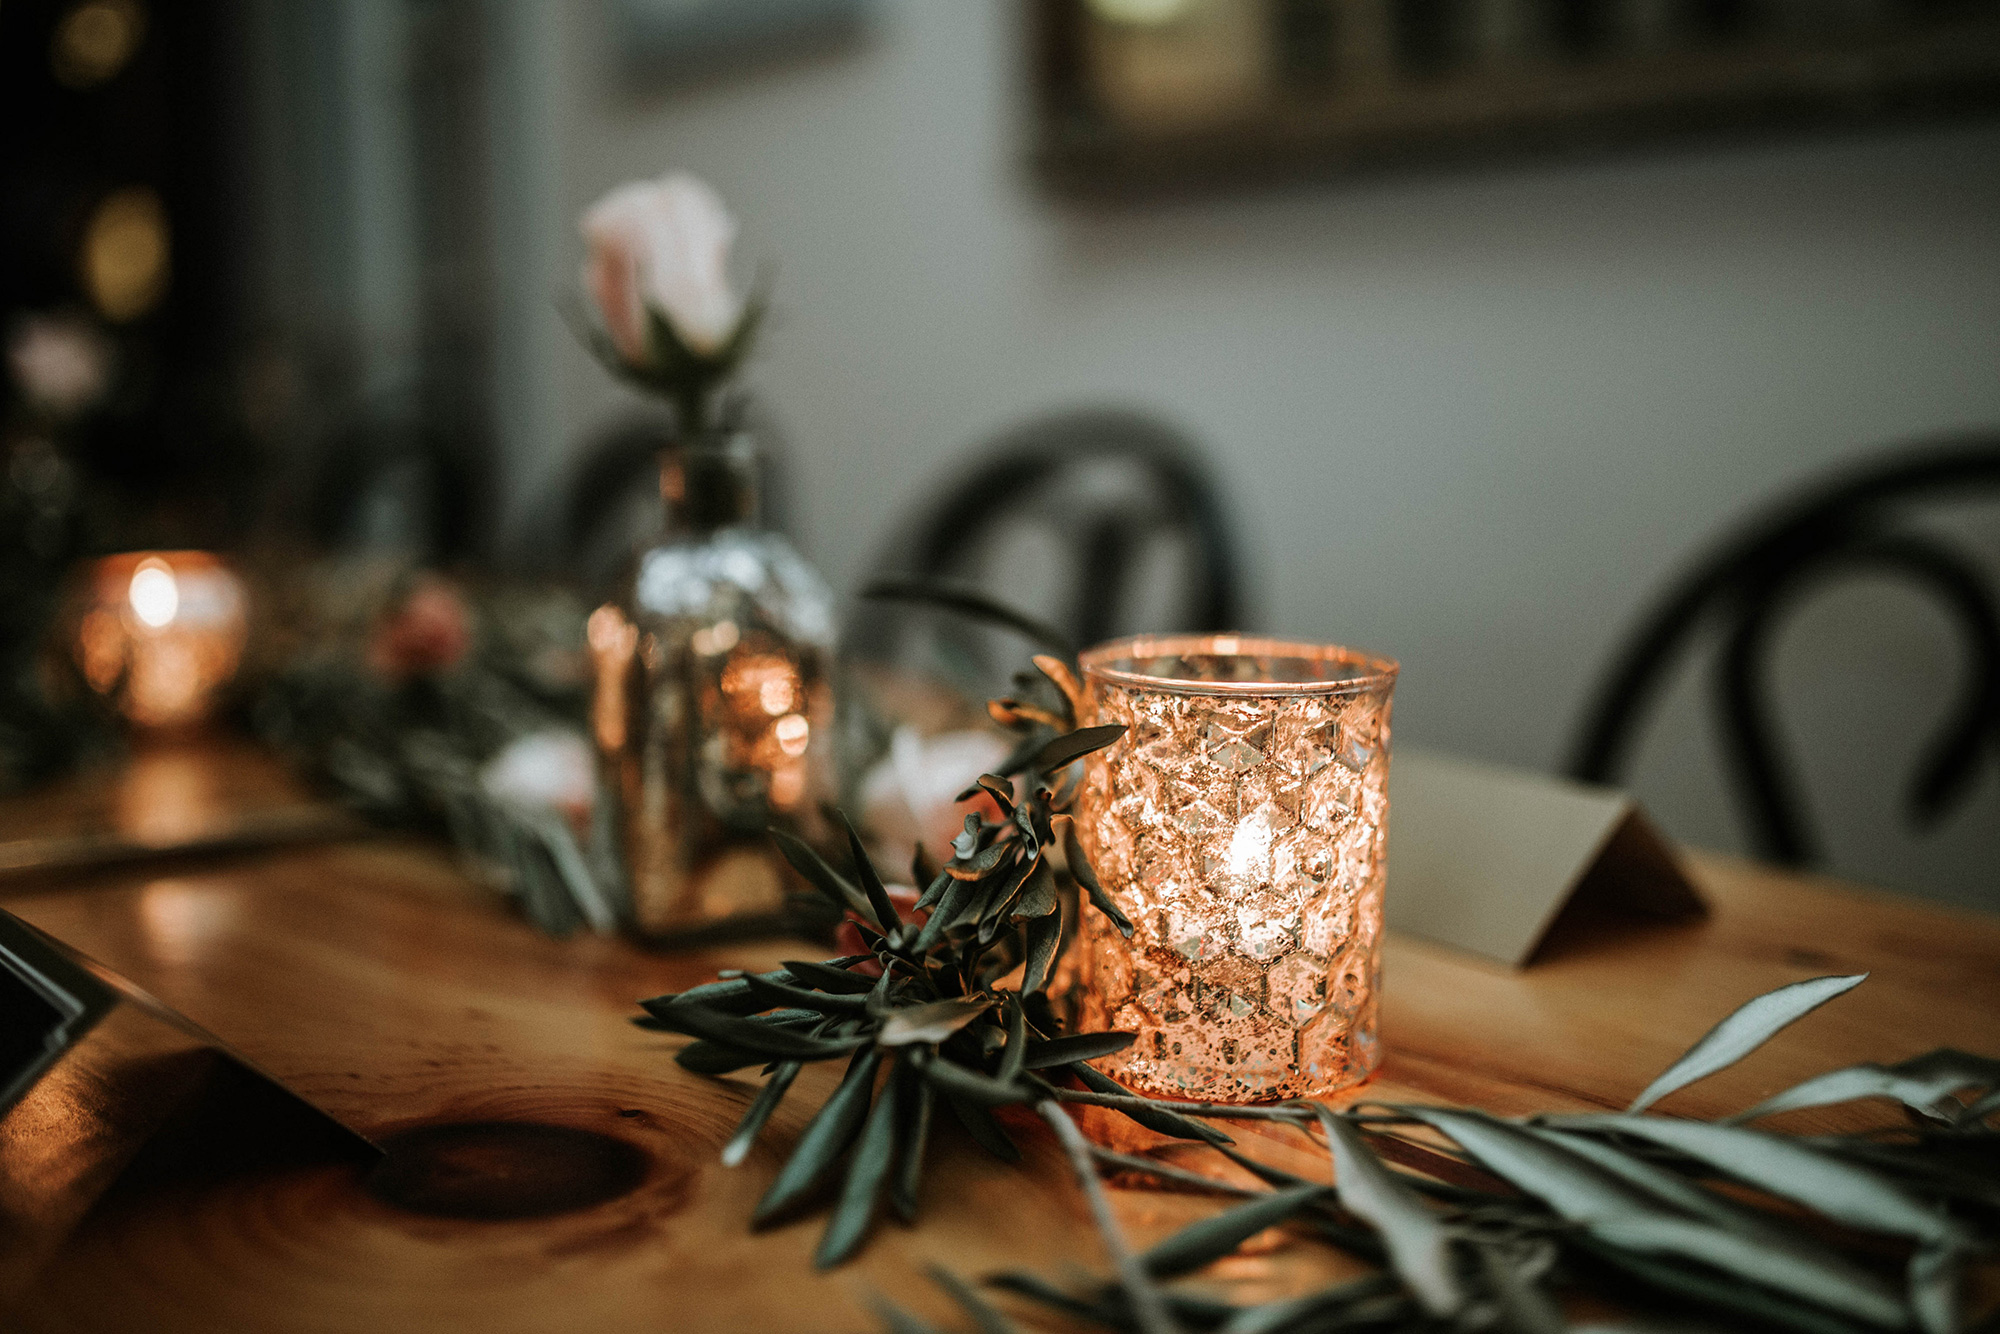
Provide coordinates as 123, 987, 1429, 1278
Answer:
1072, 634, 1396, 1103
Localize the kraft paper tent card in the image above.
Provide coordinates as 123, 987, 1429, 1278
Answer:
1385, 750, 1705, 968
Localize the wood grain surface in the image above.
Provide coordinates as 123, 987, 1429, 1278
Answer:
2, 746, 1997, 1333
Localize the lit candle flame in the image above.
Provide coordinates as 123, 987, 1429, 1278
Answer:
128, 559, 179, 628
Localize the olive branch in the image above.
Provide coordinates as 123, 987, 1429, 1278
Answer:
635, 585, 2000, 1331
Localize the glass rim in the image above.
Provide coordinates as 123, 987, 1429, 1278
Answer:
1078, 633, 1399, 698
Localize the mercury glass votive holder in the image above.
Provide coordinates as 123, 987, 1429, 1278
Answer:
1072, 634, 1397, 1103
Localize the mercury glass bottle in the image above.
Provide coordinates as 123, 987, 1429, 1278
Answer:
588, 434, 836, 934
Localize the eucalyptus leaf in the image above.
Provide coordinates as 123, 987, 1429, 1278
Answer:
1312, 1108, 1462, 1316
754, 1047, 885, 1226
1029, 725, 1127, 777
816, 1058, 903, 1268
1022, 1032, 1136, 1070
1732, 1049, 2000, 1126
723, 1061, 802, 1167
1556, 1114, 1975, 1247
880, 996, 995, 1047
1627, 973, 1868, 1114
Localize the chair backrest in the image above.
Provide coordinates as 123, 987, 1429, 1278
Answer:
857, 407, 1244, 670
1566, 436, 2000, 866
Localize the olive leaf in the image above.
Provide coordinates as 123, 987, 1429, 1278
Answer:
770, 827, 873, 921
943, 1090, 1021, 1162
1058, 816, 1133, 939
1063, 1063, 1233, 1145
891, 1070, 935, 1225
754, 1047, 885, 1226
1731, 1048, 2000, 1126
838, 808, 906, 938
1908, 1242, 1963, 1334
1021, 912, 1063, 994
1028, 725, 1127, 776
742, 974, 871, 1015
925, 1266, 1017, 1334
920, 1056, 1030, 1107
879, 996, 994, 1046
780, 959, 878, 995
816, 1059, 904, 1268
1141, 1183, 1325, 1278
996, 993, 1029, 1086
1627, 972, 1868, 1113
1022, 1032, 1136, 1070
722, 1060, 801, 1167
1551, 1114, 1976, 1248
1401, 1108, 1910, 1328
1312, 1108, 1462, 1317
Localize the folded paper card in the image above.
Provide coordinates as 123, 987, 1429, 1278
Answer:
1385, 750, 1705, 968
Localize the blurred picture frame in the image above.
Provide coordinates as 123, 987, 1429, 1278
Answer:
1029, 0, 2000, 197
608, 0, 873, 84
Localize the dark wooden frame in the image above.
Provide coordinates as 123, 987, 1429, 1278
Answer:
1028, 0, 2000, 198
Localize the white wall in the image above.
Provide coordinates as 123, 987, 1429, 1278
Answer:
515, 1, 2000, 907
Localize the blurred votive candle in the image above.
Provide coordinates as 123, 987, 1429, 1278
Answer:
75, 551, 248, 728
1072, 634, 1396, 1102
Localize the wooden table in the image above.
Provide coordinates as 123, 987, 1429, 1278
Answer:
3, 741, 1997, 1332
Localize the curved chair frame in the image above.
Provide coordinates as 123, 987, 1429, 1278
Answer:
875, 407, 1243, 652
1567, 437, 2000, 865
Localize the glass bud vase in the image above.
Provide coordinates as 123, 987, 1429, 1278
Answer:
588, 432, 837, 935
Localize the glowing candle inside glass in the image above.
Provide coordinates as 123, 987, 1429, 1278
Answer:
76, 551, 248, 729
1071, 634, 1397, 1102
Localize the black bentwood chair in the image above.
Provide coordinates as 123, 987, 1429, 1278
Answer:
1566, 437, 2000, 868
859, 406, 1245, 658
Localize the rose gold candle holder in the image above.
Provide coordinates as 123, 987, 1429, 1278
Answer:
1072, 634, 1397, 1102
